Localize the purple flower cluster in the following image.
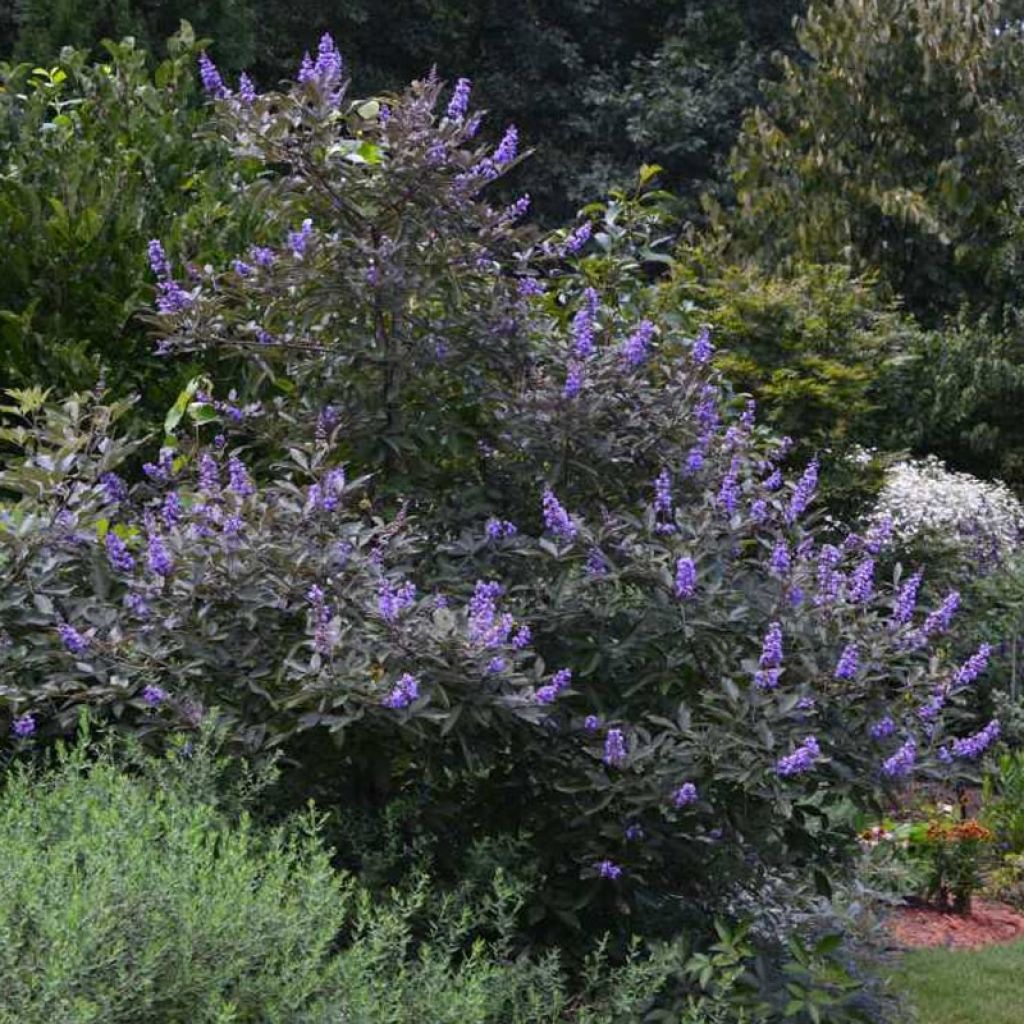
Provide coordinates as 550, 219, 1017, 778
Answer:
654, 468, 673, 515
953, 643, 992, 688
815, 544, 843, 605
198, 453, 220, 492
238, 72, 256, 104
447, 77, 472, 121
675, 557, 697, 600
865, 515, 894, 555
467, 580, 515, 649
162, 492, 182, 529
288, 219, 314, 258
572, 303, 595, 359
584, 714, 601, 731
147, 534, 174, 578
870, 716, 896, 740
11, 713, 35, 738
916, 591, 960, 646
198, 52, 228, 98
786, 460, 819, 524
620, 320, 655, 367
603, 727, 627, 767
494, 124, 519, 166
535, 668, 572, 704
542, 488, 577, 542
759, 622, 783, 669
673, 781, 698, 808
307, 584, 332, 654
847, 558, 875, 604
142, 684, 167, 707
717, 457, 741, 516
105, 532, 135, 574
834, 643, 859, 680
891, 570, 923, 627
58, 623, 89, 655
298, 33, 344, 100
378, 579, 417, 623
560, 222, 592, 256
776, 736, 820, 776
485, 517, 518, 541
228, 455, 255, 497
691, 326, 714, 364
882, 738, 916, 778
951, 720, 1000, 759
597, 859, 622, 880
770, 540, 791, 577
383, 673, 420, 709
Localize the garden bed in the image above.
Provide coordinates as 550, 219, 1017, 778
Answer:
889, 900, 1024, 950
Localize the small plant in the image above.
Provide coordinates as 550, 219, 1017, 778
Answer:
907, 817, 994, 914
982, 748, 1024, 854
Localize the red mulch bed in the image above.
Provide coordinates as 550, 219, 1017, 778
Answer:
889, 900, 1024, 950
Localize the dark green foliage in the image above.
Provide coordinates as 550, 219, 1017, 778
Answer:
0, 25, 238, 413
726, 0, 1024, 324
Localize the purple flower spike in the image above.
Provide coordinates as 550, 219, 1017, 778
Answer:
447, 77, 472, 120
11, 713, 35, 738
776, 736, 820, 776
603, 728, 627, 767
542, 487, 577, 542
58, 623, 89, 656
383, 673, 420, 709
198, 52, 228, 98
835, 643, 858, 680
142, 685, 167, 707
673, 782, 698, 808
597, 859, 623, 880
882, 738, 916, 778
675, 557, 697, 600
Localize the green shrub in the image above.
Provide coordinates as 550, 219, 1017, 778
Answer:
0, 729, 686, 1023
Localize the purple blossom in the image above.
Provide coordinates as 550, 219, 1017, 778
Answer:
147, 239, 170, 278
717, 457, 741, 515
378, 579, 417, 623
951, 720, 1000, 759
654, 468, 672, 515
447, 77, 472, 121
759, 622, 783, 669
58, 623, 89, 655
502, 194, 531, 223
696, 386, 719, 433
770, 541, 791, 577
953, 643, 992, 688
488, 657, 507, 674
99, 472, 128, 505
542, 488, 577, 542
572, 305, 595, 359
156, 278, 192, 315
383, 673, 420, 709
535, 684, 560, 704
485, 517, 518, 541
146, 534, 173, 578
763, 469, 783, 492
162, 492, 182, 529
550, 668, 572, 692
584, 714, 601, 731
750, 499, 768, 523
198, 453, 220, 492
287, 219, 314, 258
142, 685, 167, 707
754, 667, 782, 690
494, 124, 518, 165
673, 782, 698, 808
870, 717, 895, 740
308, 584, 332, 655
918, 693, 944, 721
848, 558, 875, 604
11, 713, 35, 738
675, 556, 697, 600
518, 277, 545, 297
231, 259, 251, 277
198, 52, 228, 98
238, 72, 256, 103
313, 32, 344, 86
586, 548, 608, 578
597, 859, 622, 880
251, 246, 276, 267
835, 643, 858, 680
815, 544, 843, 605
691, 326, 714, 364
624, 823, 645, 841
891, 570, 923, 627
563, 360, 584, 398
882, 739, 916, 778
776, 736, 821, 776
124, 591, 151, 619
603, 728, 627, 767
786, 459, 819, 524
865, 515, 893, 555
105, 532, 135, 574
684, 447, 705, 475
561, 222, 592, 256
620, 320, 655, 366
227, 455, 255, 497
916, 591, 960, 645
511, 625, 532, 649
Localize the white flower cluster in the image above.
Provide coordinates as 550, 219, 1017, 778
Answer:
871, 456, 1023, 566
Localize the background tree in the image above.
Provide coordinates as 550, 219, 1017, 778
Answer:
724, 0, 1024, 324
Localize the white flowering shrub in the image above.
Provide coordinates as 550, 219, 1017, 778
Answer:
871, 456, 1023, 571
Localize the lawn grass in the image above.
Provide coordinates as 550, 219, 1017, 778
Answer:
894, 939, 1024, 1023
